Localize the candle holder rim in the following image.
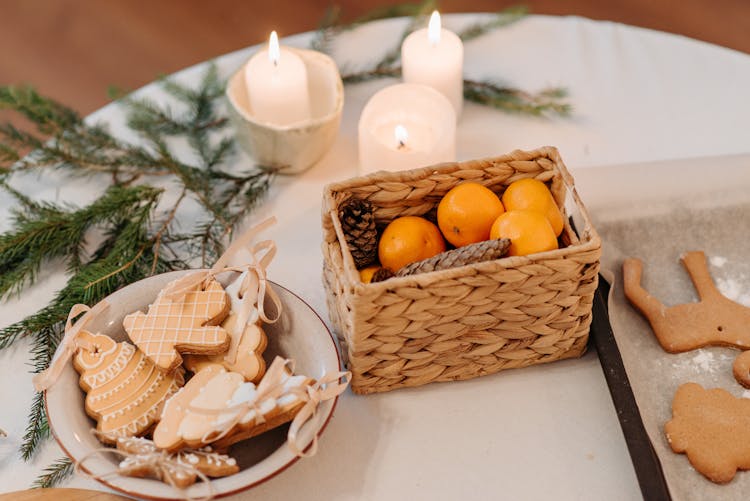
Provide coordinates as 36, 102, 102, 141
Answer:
226, 47, 344, 132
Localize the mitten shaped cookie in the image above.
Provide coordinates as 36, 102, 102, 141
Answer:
73, 331, 184, 444
152, 359, 312, 452
665, 382, 750, 483
183, 271, 268, 383
116, 436, 239, 488
123, 278, 231, 372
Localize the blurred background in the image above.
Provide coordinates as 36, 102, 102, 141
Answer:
1, 0, 747, 115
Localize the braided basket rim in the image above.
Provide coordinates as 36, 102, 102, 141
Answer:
323, 146, 601, 292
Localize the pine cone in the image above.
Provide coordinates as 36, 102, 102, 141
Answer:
396, 238, 511, 277
370, 267, 394, 283
339, 198, 378, 268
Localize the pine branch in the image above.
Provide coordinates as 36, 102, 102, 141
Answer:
463, 80, 572, 116
20, 392, 48, 461
0, 185, 162, 300
32, 457, 74, 489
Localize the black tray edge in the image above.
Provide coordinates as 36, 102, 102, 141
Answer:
591, 277, 672, 501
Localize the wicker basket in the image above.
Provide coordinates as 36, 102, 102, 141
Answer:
321, 147, 601, 394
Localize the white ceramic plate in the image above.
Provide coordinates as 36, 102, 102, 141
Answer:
45, 271, 342, 500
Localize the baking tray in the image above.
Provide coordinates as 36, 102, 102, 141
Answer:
591, 278, 671, 500
576, 153, 750, 501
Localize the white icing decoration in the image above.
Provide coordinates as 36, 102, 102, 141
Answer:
76, 338, 119, 370
82, 343, 136, 388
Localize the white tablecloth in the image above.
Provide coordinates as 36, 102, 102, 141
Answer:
1, 14, 749, 500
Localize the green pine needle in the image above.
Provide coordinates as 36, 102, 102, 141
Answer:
20, 392, 49, 461
32, 457, 74, 489
463, 80, 572, 116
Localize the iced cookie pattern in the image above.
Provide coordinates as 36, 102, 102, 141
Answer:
73, 331, 184, 444
123, 278, 231, 372
183, 271, 268, 383
665, 382, 750, 484
153, 360, 311, 452
116, 436, 239, 488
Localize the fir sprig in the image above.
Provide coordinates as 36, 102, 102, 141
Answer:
31, 457, 74, 489
0, 64, 275, 473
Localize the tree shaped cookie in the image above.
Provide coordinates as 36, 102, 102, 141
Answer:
152, 360, 312, 452
73, 331, 184, 444
666, 382, 750, 483
183, 270, 268, 383
123, 278, 231, 372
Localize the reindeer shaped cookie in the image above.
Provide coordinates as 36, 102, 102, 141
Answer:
623, 251, 750, 386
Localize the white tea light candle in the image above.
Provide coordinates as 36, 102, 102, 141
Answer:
358, 83, 456, 174
401, 11, 464, 117
244, 31, 312, 126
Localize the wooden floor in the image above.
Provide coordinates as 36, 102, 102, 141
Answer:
0, 0, 747, 115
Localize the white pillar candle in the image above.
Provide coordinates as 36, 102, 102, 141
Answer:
401, 11, 464, 117
358, 83, 456, 175
244, 31, 312, 126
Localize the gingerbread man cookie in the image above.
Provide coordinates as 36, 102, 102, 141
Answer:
116, 436, 239, 488
123, 277, 231, 372
152, 360, 312, 452
665, 382, 750, 483
73, 331, 184, 444
183, 271, 268, 383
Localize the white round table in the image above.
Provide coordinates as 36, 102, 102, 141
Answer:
1, 14, 749, 500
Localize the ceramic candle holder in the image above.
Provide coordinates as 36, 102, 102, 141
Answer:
226, 48, 344, 175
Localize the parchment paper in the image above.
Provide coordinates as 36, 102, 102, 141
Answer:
585, 159, 750, 500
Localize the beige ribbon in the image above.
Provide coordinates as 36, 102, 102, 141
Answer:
286, 368, 350, 457
190, 356, 350, 456
193, 356, 294, 444
75, 444, 215, 501
33, 300, 110, 392
160, 217, 281, 365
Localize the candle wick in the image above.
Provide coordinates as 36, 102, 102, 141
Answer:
397, 140, 406, 150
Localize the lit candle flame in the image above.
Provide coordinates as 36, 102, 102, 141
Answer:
268, 31, 280, 66
394, 124, 409, 149
428, 11, 441, 46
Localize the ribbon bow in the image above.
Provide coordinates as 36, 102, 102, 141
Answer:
287, 368, 351, 457
191, 356, 350, 457
159, 217, 282, 365
75, 443, 215, 501
33, 300, 110, 392
194, 356, 296, 444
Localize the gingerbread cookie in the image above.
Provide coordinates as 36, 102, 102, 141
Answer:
152, 359, 312, 452
116, 436, 238, 488
123, 277, 231, 372
665, 382, 750, 483
623, 251, 750, 353
73, 331, 184, 444
732, 351, 750, 388
183, 271, 268, 383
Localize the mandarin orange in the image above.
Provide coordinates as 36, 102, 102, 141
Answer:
489, 210, 558, 256
437, 182, 505, 247
501, 178, 563, 236
378, 216, 446, 272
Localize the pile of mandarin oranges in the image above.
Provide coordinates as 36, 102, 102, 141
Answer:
360, 178, 564, 283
